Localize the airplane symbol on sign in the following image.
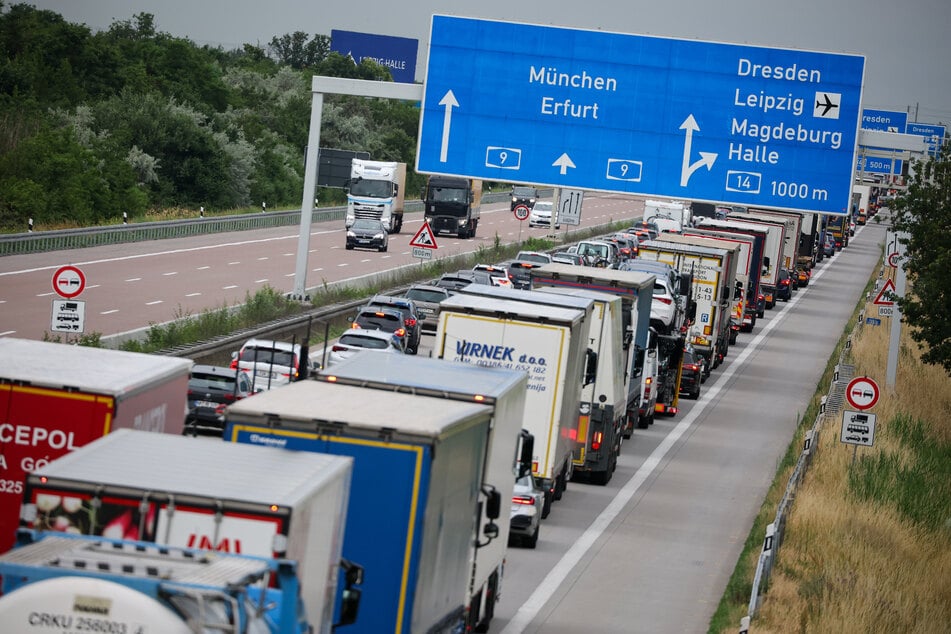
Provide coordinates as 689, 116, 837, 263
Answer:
814, 93, 841, 118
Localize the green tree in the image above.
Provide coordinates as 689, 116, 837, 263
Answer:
891, 145, 951, 374
268, 32, 329, 69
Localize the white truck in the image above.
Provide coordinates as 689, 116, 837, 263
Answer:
644, 199, 692, 233
720, 214, 786, 309
316, 352, 530, 632
742, 208, 802, 272
638, 234, 740, 374
223, 381, 497, 634
434, 292, 593, 518
345, 158, 406, 233
18, 429, 357, 632
0, 531, 318, 634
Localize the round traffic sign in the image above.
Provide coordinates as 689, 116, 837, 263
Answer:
886, 252, 900, 268
845, 376, 879, 411
513, 204, 531, 221
52, 265, 86, 299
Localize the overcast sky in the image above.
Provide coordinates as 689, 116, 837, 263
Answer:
27, 0, 951, 124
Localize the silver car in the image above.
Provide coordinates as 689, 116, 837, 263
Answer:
508, 474, 543, 548
404, 285, 452, 333
327, 330, 405, 367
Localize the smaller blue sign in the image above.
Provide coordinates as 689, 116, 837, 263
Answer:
857, 155, 902, 175
905, 122, 946, 157
331, 29, 418, 83
861, 109, 907, 132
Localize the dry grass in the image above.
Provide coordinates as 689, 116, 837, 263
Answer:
744, 280, 951, 633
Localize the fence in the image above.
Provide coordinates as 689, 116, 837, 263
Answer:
0, 191, 519, 256
739, 280, 876, 632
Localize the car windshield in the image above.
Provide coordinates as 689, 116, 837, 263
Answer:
349, 178, 392, 198
431, 186, 467, 203
579, 243, 609, 258
513, 187, 536, 196
532, 202, 552, 212
352, 219, 382, 231
406, 288, 448, 303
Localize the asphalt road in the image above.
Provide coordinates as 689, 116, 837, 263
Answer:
0, 194, 643, 342
416, 220, 886, 633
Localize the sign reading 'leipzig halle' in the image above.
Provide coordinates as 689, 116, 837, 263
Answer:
418, 16, 865, 215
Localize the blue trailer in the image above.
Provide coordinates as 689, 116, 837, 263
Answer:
223, 381, 495, 634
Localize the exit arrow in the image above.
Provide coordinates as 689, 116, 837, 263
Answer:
438, 90, 459, 163
679, 114, 717, 186
552, 153, 576, 175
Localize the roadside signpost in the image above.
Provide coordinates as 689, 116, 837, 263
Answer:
418, 16, 865, 214
841, 411, 877, 448
845, 376, 879, 411
558, 188, 584, 226
51, 265, 86, 333
409, 221, 438, 261
513, 204, 531, 221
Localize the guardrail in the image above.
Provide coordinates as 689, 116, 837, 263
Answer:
0, 192, 521, 256
740, 301, 866, 632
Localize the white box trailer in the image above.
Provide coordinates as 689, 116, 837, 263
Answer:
434, 293, 591, 518
21, 429, 353, 633
316, 352, 528, 632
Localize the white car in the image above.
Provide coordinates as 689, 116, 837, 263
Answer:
528, 201, 559, 229
232, 338, 313, 391
326, 330, 405, 367
472, 264, 512, 287
508, 474, 543, 548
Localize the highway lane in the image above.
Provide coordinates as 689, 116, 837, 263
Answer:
416, 220, 885, 633
0, 194, 644, 341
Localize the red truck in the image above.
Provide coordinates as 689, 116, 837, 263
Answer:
0, 338, 192, 552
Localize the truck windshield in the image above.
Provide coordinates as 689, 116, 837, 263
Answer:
350, 178, 393, 198
431, 187, 467, 203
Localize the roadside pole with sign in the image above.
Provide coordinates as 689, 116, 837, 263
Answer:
50, 265, 87, 334
409, 221, 438, 263
842, 376, 880, 466
513, 204, 530, 241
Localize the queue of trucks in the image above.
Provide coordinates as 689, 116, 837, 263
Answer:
0, 189, 865, 632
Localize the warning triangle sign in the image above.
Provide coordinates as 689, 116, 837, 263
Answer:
409, 222, 438, 249
873, 279, 896, 306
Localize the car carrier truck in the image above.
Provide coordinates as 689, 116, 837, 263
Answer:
224, 381, 497, 634
345, 158, 406, 233
0, 338, 192, 553
18, 429, 357, 631
434, 292, 593, 518
316, 352, 530, 632
0, 530, 319, 634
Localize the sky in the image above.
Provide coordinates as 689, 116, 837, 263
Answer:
26, 0, 951, 124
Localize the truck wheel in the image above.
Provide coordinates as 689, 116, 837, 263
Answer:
553, 470, 566, 500
393, 219, 402, 234
590, 469, 610, 486
637, 413, 649, 429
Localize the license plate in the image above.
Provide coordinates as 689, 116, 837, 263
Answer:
418, 308, 433, 316
255, 370, 273, 378
192, 400, 218, 409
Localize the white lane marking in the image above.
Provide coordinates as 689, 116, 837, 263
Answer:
285, 273, 294, 277
337, 263, 349, 267
222, 285, 238, 289
228, 261, 240, 265
145, 300, 163, 306
100, 310, 119, 315
255, 279, 269, 284
36, 292, 55, 297
163, 271, 177, 276
197, 266, 210, 270
126, 278, 141, 282
312, 268, 323, 272
0, 330, 16, 336
501, 258, 834, 633
185, 292, 201, 297
257, 257, 269, 261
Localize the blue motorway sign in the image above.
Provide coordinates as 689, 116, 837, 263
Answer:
857, 155, 902, 175
905, 122, 945, 157
417, 16, 865, 215
331, 29, 418, 83
861, 109, 907, 132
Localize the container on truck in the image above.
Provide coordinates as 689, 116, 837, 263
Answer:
224, 381, 497, 634
797, 211, 822, 267
722, 214, 786, 309
317, 352, 530, 632
825, 213, 850, 250
683, 226, 760, 333
0, 338, 192, 554
638, 235, 740, 373
434, 292, 592, 518
535, 288, 627, 484
345, 159, 406, 233
422, 175, 482, 238
19, 429, 356, 631
695, 217, 774, 317
742, 209, 803, 274
0, 530, 317, 634
527, 263, 678, 423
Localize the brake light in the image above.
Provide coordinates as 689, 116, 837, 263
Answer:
684, 364, 699, 371
395, 328, 406, 337
656, 296, 672, 305
350, 322, 360, 329
230, 359, 238, 369
332, 344, 347, 352
405, 318, 417, 327
512, 496, 535, 506
591, 431, 603, 451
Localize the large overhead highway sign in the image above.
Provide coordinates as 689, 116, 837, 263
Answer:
418, 16, 865, 215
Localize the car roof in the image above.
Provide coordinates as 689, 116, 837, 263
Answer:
368, 294, 415, 308
241, 339, 301, 353
190, 365, 238, 377
340, 329, 399, 341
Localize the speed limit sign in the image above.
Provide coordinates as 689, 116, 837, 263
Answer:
513, 204, 531, 221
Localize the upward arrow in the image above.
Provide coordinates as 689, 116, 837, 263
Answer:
438, 90, 458, 163
552, 153, 576, 175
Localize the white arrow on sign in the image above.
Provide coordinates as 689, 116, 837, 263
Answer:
552, 153, 576, 175
679, 114, 717, 186
438, 90, 458, 163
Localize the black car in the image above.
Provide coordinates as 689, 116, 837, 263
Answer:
346, 218, 388, 252
351, 306, 408, 349
364, 294, 422, 354
776, 269, 793, 302
510, 185, 539, 211
678, 349, 703, 400
503, 260, 537, 290
186, 365, 254, 435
